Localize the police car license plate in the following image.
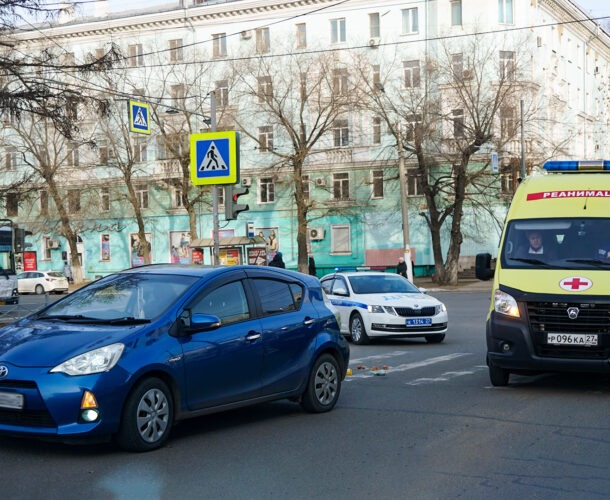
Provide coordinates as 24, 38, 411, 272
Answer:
546, 333, 598, 346
0, 391, 24, 410
406, 318, 432, 327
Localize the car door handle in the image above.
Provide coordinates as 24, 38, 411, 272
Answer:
303, 317, 315, 326
246, 332, 261, 341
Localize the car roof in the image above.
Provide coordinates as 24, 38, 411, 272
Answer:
320, 271, 394, 279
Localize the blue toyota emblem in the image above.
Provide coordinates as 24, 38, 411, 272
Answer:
0, 365, 8, 379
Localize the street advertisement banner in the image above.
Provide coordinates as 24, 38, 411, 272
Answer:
192, 249, 203, 264
23, 251, 37, 271
130, 233, 152, 267
101, 234, 110, 261
247, 247, 267, 266
169, 231, 191, 264
219, 248, 241, 266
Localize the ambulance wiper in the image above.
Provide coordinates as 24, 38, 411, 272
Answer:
510, 257, 554, 268
565, 258, 610, 268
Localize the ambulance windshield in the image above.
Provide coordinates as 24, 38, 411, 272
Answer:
501, 218, 610, 270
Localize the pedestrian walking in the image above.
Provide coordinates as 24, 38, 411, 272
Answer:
268, 252, 285, 268
308, 256, 317, 277
63, 261, 73, 283
396, 257, 407, 278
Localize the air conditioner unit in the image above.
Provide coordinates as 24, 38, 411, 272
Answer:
241, 177, 252, 187
315, 177, 326, 187
48, 239, 60, 249
369, 38, 380, 48
308, 228, 325, 241
240, 30, 252, 40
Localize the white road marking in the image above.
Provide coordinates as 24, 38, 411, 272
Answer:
407, 367, 484, 386
349, 350, 408, 365
346, 353, 471, 380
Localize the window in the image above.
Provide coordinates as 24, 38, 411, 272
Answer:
216, 80, 229, 107
95, 48, 105, 60
173, 186, 184, 208
452, 109, 464, 138
6, 193, 18, 217
452, 53, 463, 81
67, 143, 79, 167
257, 76, 273, 103
332, 119, 349, 147
333, 172, 349, 200
259, 177, 275, 203
372, 64, 380, 87
302, 175, 310, 200
405, 114, 423, 142
66, 99, 78, 121
98, 139, 114, 164
191, 281, 250, 325
372, 116, 381, 144
451, 1, 462, 26
333, 68, 348, 96
170, 84, 185, 107
136, 184, 149, 209
407, 170, 422, 196
128, 44, 143, 67
39, 190, 48, 216
212, 33, 227, 58
500, 50, 515, 80
134, 139, 147, 163
403, 60, 420, 88
100, 187, 110, 212
299, 73, 307, 102
156, 137, 167, 160
256, 28, 270, 53
402, 8, 419, 34
252, 279, 297, 315
68, 189, 80, 214
42, 236, 52, 260
5, 147, 16, 170
500, 107, 516, 139
321, 277, 334, 294
372, 170, 384, 198
289, 283, 304, 309
331, 224, 351, 254
169, 39, 183, 62
330, 18, 346, 43
296, 23, 306, 48
498, 0, 513, 24
501, 171, 515, 194
369, 13, 380, 38
258, 126, 273, 152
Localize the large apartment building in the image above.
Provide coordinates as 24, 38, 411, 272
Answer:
2, 0, 609, 277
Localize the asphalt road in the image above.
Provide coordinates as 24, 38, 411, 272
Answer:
1, 291, 609, 500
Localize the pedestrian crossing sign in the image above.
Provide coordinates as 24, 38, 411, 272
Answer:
190, 131, 240, 186
129, 101, 150, 134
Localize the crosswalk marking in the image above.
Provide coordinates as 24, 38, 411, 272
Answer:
346, 353, 471, 380
407, 367, 486, 386
349, 351, 407, 366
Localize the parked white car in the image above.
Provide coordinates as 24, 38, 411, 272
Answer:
17, 271, 69, 294
320, 271, 448, 345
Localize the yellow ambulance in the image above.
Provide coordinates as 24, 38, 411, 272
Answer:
476, 160, 610, 386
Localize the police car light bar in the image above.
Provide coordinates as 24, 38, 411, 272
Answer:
334, 266, 387, 272
543, 160, 610, 172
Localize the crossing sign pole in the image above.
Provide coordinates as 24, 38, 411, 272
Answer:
210, 91, 219, 265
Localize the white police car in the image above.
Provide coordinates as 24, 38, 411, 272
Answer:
320, 271, 448, 345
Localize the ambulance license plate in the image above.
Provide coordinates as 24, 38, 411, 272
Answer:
546, 333, 598, 346
406, 318, 432, 326
0, 391, 24, 410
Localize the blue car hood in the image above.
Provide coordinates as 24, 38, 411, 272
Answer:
0, 320, 139, 368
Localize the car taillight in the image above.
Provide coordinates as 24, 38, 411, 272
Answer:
45, 278, 52, 282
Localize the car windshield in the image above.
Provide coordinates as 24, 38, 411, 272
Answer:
348, 275, 420, 294
501, 218, 610, 270
39, 273, 198, 321
47, 272, 63, 278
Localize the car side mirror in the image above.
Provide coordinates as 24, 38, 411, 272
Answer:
181, 313, 221, 335
475, 253, 494, 281
333, 286, 349, 296
418, 287, 428, 294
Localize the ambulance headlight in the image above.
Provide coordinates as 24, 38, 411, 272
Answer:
494, 290, 520, 318
367, 305, 385, 313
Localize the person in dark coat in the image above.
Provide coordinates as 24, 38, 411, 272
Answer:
308, 256, 317, 276
396, 257, 408, 278
268, 252, 285, 268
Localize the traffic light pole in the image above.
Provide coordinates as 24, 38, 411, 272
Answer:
210, 91, 220, 265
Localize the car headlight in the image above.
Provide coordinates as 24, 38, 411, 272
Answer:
383, 306, 397, 315
494, 290, 520, 318
367, 305, 385, 313
435, 303, 447, 315
50, 343, 125, 376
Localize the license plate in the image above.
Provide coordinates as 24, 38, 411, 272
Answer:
547, 333, 598, 346
406, 318, 432, 326
0, 391, 24, 410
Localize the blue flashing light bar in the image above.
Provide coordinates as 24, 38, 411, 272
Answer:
334, 266, 387, 272
543, 160, 610, 172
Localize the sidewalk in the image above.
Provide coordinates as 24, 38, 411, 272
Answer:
413, 277, 493, 293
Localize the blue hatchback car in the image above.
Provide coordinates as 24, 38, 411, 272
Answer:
0, 265, 349, 451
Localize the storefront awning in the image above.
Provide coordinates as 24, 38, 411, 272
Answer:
190, 236, 267, 248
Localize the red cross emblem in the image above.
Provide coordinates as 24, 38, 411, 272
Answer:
559, 277, 592, 292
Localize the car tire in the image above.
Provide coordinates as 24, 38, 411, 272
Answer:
349, 313, 370, 345
116, 377, 174, 452
489, 364, 510, 387
301, 353, 342, 413
425, 334, 445, 343
35, 284, 44, 295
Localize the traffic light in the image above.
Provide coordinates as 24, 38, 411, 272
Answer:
14, 227, 32, 253
224, 185, 249, 221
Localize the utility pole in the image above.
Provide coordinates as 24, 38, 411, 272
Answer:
396, 127, 413, 282
210, 90, 220, 265
520, 99, 526, 179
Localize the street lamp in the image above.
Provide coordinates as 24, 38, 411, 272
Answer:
375, 82, 413, 282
